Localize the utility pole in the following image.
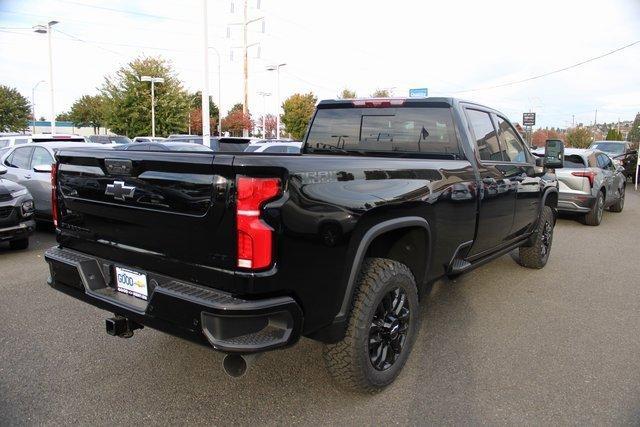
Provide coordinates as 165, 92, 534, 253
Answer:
208, 46, 222, 136
201, 0, 211, 147
229, 1, 263, 137
593, 108, 598, 141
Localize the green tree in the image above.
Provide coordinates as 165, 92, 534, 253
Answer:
56, 111, 72, 121
605, 128, 623, 141
628, 113, 640, 144
281, 92, 317, 140
0, 85, 30, 132
370, 88, 391, 97
338, 88, 357, 99
566, 127, 592, 148
101, 56, 189, 137
68, 95, 106, 133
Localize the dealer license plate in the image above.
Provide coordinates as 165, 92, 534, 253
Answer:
115, 266, 148, 301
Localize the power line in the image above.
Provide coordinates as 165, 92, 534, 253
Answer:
451, 40, 640, 94
55, 0, 197, 24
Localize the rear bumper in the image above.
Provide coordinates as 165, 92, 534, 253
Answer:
44, 246, 303, 354
0, 219, 36, 241
557, 192, 595, 213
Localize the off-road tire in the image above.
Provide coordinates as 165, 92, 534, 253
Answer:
9, 238, 29, 250
323, 258, 420, 393
518, 205, 554, 269
609, 185, 624, 213
583, 190, 604, 226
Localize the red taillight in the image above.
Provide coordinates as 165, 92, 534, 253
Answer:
51, 162, 59, 226
236, 176, 281, 270
352, 98, 405, 108
571, 170, 595, 187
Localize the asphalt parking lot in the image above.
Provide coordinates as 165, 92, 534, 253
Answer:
1, 190, 639, 425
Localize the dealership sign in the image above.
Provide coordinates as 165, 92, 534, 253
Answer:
523, 112, 536, 126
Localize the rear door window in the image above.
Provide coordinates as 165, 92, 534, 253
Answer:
564, 155, 586, 168
306, 106, 460, 157
30, 147, 54, 168
14, 138, 29, 145
0, 139, 10, 148
465, 109, 502, 161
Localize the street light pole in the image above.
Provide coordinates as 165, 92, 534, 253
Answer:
31, 80, 46, 134
201, 0, 211, 147
208, 46, 222, 136
33, 21, 58, 134
258, 91, 271, 138
141, 76, 164, 137
266, 63, 286, 138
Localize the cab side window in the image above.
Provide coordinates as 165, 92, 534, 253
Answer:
496, 116, 529, 163
465, 109, 502, 161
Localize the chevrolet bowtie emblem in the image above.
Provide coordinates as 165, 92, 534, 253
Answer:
105, 181, 136, 201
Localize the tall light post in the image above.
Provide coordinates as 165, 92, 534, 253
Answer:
31, 80, 46, 134
208, 46, 222, 136
33, 20, 58, 134
258, 91, 271, 138
201, 0, 211, 147
266, 63, 286, 138
140, 76, 164, 137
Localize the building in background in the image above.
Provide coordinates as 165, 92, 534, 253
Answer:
26, 120, 112, 136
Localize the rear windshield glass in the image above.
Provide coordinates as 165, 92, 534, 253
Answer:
305, 106, 460, 157
564, 155, 586, 168
591, 142, 625, 155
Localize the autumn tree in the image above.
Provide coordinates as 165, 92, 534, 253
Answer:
68, 95, 106, 133
338, 88, 357, 99
257, 113, 277, 138
370, 88, 391, 97
222, 104, 252, 136
566, 127, 592, 148
56, 111, 72, 121
281, 92, 317, 140
0, 85, 30, 132
101, 56, 190, 137
605, 128, 623, 141
532, 128, 563, 147
189, 108, 218, 135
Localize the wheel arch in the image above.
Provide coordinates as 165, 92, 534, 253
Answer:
335, 217, 432, 322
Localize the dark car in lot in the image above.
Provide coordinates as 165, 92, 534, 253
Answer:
0, 164, 35, 249
44, 97, 562, 391
589, 141, 638, 180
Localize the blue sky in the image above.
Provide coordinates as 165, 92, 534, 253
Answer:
1, 0, 639, 129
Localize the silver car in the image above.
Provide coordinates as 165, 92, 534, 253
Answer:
0, 141, 111, 221
556, 148, 626, 225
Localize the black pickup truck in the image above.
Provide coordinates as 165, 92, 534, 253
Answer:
45, 97, 562, 392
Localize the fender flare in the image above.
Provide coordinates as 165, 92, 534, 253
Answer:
334, 216, 432, 322
540, 186, 559, 215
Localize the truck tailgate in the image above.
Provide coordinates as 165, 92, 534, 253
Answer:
55, 149, 237, 280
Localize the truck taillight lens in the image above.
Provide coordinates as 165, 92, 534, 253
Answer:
51, 162, 59, 227
571, 170, 595, 188
236, 176, 281, 270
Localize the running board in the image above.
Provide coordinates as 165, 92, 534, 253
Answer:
447, 237, 528, 277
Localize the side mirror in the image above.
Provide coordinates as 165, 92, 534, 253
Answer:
544, 139, 564, 169
33, 164, 53, 173
0, 165, 6, 175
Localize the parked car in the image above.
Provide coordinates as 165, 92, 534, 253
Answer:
556, 148, 626, 225
87, 135, 133, 145
132, 136, 166, 143
119, 142, 213, 152
0, 134, 31, 149
165, 135, 204, 144
1, 142, 111, 221
245, 140, 302, 153
588, 141, 638, 180
0, 164, 35, 249
45, 97, 561, 392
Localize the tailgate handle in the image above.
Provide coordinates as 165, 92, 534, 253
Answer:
105, 159, 133, 176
